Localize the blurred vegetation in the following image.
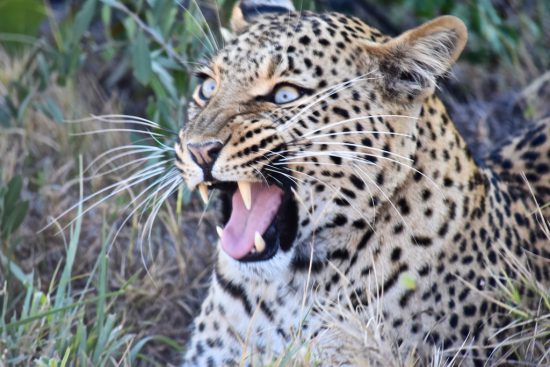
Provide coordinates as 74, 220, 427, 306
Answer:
0, 0, 548, 365
387, 0, 549, 65
325, 0, 550, 67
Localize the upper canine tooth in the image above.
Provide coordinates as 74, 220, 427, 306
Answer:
216, 226, 223, 239
254, 232, 266, 253
198, 183, 209, 204
238, 181, 252, 210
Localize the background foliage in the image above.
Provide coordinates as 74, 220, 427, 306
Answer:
0, 0, 549, 365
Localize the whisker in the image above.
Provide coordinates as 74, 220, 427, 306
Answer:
302, 130, 411, 140
277, 151, 376, 166
190, 0, 220, 51
106, 169, 180, 253
273, 165, 377, 231
351, 163, 417, 238
277, 151, 444, 196
90, 153, 168, 178
66, 114, 160, 128
269, 74, 372, 123
283, 142, 414, 162
106, 169, 179, 243
247, 162, 272, 186
263, 166, 305, 187
69, 128, 165, 137
140, 177, 183, 274
106, 0, 198, 70
278, 74, 378, 132
40, 163, 169, 233
84, 144, 166, 173
62, 166, 171, 232
301, 114, 417, 138
70, 119, 175, 150
175, 0, 218, 54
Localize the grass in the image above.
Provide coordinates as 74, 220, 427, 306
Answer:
1, 162, 139, 366
0, 48, 216, 365
0, 1, 549, 366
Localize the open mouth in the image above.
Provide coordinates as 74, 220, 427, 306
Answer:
200, 181, 298, 262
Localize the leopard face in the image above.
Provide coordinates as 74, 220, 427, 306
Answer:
175, 7, 467, 276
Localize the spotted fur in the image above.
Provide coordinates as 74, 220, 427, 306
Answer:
175, 2, 550, 366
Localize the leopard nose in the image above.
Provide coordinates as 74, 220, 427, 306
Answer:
187, 140, 223, 175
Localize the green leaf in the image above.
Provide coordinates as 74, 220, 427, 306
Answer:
0, 0, 46, 52
16, 90, 35, 125
5, 176, 23, 212
3, 200, 29, 237
132, 30, 152, 85
41, 97, 65, 124
72, 0, 98, 44
0, 103, 12, 127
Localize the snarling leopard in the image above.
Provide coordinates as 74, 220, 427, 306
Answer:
174, 1, 550, 365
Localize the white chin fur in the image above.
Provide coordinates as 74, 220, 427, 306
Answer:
219, 248, 291, 281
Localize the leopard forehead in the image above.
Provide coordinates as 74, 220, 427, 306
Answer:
211, 12, 389, 82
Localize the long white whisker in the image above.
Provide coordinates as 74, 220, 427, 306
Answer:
352, 163, 416, 237
210, 0, 225, 49
277, 151, 444, 196
90, 147, 167, 173
91, 153, 168, 178
107, 169, 180, 252
278, 74, 378, 132
84, 145, 166, 173
276, 165, 376, 231
70, 128, 165, 137
175, 0, 218, 54
277, 151, 375, 166
71, 124, 174, 151
263, 166, 305, 186
66, 114, 161, 129
288, 142, 413, 162
270, 74, 371, 123
302, 114, 417, 138
247, 163, 272, 186
305, 130, 412, 140
190, 0, 220, 51
40, 163, 169, 233
60, 166, 169, 232
140, 177, 183, 275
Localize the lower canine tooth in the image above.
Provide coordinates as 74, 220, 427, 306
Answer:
216, 226, 223, 239
254, 232, 266, 253
198, 184, 209, 204
238, 181, 252, 210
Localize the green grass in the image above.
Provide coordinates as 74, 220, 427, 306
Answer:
0, 159, 165, 366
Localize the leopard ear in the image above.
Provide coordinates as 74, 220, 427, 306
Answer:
370, 16, 467, 101
230, 0, 295, 33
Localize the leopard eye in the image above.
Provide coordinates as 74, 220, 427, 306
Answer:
273, 85, 300, 104
199, 78, 217, 100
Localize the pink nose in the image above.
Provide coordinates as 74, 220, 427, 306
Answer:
187, 140, 223, 172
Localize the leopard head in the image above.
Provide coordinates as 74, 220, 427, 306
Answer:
175, 0, 467, 275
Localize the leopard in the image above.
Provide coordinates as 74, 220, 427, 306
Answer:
174, 0, 550, 365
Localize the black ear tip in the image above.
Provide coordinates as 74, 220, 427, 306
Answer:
239, 0, 295, 21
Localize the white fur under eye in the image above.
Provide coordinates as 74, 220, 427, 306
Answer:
200, 78, 217, 100
274, 85, 300, 104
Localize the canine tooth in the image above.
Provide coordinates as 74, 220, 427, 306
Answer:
198, 183, 209, 204
254, 232, 266, 253
238, 181, 252, 210
216, 226, 223, 239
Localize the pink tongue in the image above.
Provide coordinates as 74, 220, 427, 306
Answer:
220, 183, 283, 259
